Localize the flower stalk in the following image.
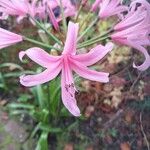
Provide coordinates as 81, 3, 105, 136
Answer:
78, 17, 99, 42
77, 35, 109, 49
23, 36, 61, 51
59, 0, 67, 33
75, 0, 87, 21
78, 28, 113, 46
30, 16, 62, 46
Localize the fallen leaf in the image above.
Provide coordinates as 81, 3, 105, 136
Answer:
125, 111, 133, 124
86, 146, 94, 150
103, 84, 113, 92
84, 105, 94, 118
111, 76, 126, 87
64, 144, 74, 150
120, 142, 131, 150
0, 100, 8, 106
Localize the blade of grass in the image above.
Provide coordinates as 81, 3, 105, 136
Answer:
30, 16, 62, 46
59, 0, 67, 33
35, 131, 49, 150
23, 36, 61, 51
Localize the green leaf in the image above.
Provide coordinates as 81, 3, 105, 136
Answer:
3, 71, 34, 78
0, 63, 23, 70
9, 110, 29, 115
8, 103, 34, 109
39, 123, 62, 133
35, 131, 49, 150
30, 68, 47, 109
0, 73, 7, 90
49, 77, 61, 116
17, 94, 32, 102
109, 128, 118, 137
36, 84, 45, 108
30, 122, 41, 138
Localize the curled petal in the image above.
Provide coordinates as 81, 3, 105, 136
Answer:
62, 21, 79, 55
19, 47, 61, 68
71, 61, 109, 83
20, 63, 62, 87
129, 41, 150, 71
72, 42, 114, 66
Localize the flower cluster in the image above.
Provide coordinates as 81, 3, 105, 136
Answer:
0, 0, 150, 116
0, 0, 76, 26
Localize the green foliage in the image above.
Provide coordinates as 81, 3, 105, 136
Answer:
5, 68, 78, 149
130, 96, 150, 111
108, 128, 118, 137
0, 72, 7, 91
98, 128, 118, 139
35, 131, 48, 150
17, 94, 32, 102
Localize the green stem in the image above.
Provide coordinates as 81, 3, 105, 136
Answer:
79, 12, 92, 30
59, 0, 67, 33
77, 36, 109, 49
78, 17, 99, 42
30, 16, 62, 46
23, 36, 61, 51
79, 28, 113, 46
75, 3, 83, 22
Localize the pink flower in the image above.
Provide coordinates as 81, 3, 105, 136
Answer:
47, 3, 60, 31
26, 0, 44, 19
0, 0, 43, 22
42, 0, 76, 30
0, 8, 8, 20
95, 0, 128, 19
0, 28, 22, 49
19, 22, 113, 116
111, 0, 150, 71
50, 0, 76, 20
0, 0, 27, 17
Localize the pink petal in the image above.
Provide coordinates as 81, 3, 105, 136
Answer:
19, 47, 61, 68
71, 61, 109, 83
0, 28, 22, 49
128, 41, 150, 71
91, 0, 102, 11
72, 42, 114, 66
114, 0, 150, 31
48, 3, 59, 31
0, 0, 27, 16
20, 63, 62, 87
99, 0, 127, 19
61, 67, 81, 117
62, 21, 79, 55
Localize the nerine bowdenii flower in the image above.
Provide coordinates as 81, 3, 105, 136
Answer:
0, 0, 43, 22
19, 21, 114, 116
91, 0, 128, 19
111, 0, 150, 71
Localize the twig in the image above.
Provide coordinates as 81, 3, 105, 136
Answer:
103, 109, 123, 130
130, 71, 143, 92
140, 112, 150, 150
75, 0, 83, 22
